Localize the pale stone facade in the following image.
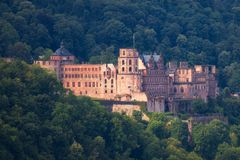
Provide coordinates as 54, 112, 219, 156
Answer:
34, 44, 218, 113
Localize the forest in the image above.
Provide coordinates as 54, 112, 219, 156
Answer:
1, 0, 240, 159
0, 0, 240, 92
1, 60, 240, 160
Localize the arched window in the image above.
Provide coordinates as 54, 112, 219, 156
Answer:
181, 87, 184, 93
129, 67, 132, 72
122, 60, 125, 65
122, 67, 125, 72
129, 59, 132, 65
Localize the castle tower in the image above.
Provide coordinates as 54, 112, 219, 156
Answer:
118, 48, 139, 74
117, 48, 143, 100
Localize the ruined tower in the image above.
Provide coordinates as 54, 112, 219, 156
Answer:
116, 48, 143, 100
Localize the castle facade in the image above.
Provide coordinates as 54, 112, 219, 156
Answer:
35, 43, 218, 113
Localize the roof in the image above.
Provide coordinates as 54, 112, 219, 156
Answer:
141, 54, 164, 65
142, 54, 160, 63
52, 42, 73, 56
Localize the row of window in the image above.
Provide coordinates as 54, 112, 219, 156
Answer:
121, 59, 138, 65
72, 89, 114, 95
64, 74, 101, 79
173, 85, 206, 93
178, 69, 190, 75
66, 82, 99, 88
103, 71, 114, 77
64, 67, 101, 72
145, 77, 168, 83
104, 79, 114, 84
121, 67, 138, 72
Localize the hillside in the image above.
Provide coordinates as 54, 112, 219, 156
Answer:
1, 0, 240, 91
1, 60, 240, 159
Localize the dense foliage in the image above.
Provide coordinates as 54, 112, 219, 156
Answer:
1, 60, 240, 159
0, 60, 199, 159
1, 0, 240, 91
1, 0, 240, 159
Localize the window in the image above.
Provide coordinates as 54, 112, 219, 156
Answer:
105, 79, 107, 84
129, 59, 132, 65
80, 91, 82, 95
111, 79, 114, 84
129, 67, 132, 72
105, 90, 107, 93
67, 82, 70, 87
85, 91, 87, 94
93, 82, 95, 87
89, 82, 91, 87
123, 51, 125, 55
111, 90, 113, 93
85, 82, 88, 87
174, 87, 177, 93
78, 82, 81, 87
122, 67, 125, 72
72, 82, 75, 87
181, 87, 184, 93
122, 60, 125, 65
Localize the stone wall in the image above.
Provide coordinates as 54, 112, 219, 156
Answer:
112, 104, 149, 121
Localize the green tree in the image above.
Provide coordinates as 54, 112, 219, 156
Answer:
192, 120, 229, 160
215, 143, 240, 160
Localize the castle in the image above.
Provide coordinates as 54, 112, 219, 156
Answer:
34, 43, 218, 113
